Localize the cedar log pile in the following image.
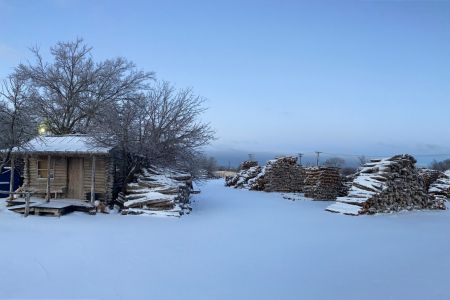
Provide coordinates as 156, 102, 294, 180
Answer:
303, 167, 347, 200
326, 155, 447, 215
118, 167, 193, 217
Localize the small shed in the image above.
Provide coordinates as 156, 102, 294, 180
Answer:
12, 135, 114, 203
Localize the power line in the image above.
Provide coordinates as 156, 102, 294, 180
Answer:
315, 151, 322, 166
292, 151, 450, 159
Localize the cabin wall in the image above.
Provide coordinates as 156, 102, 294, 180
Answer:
23, 155, 111, 201
25, 156, 68, 192
83, 156, 108, 199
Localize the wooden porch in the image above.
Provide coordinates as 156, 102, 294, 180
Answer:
7, 198, 95, 217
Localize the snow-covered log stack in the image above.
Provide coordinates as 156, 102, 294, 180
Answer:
303, 167, 346, 200
239, 160, 259, 170
120, 167, 193, 217
225, 157, 304, 192
262, 156, 304, 192
428, 170, 450, 199
418, 168, 443, 191
225, 162, 262, 189
326, 155, 447, 215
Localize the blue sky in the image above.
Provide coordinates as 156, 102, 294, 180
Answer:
1, 0, 450, 165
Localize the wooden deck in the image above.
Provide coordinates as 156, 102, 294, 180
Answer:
8, 198, 95, 217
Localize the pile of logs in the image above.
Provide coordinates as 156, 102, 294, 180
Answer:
118, 167, 193, 217
303, 167, 346, 200
262, 156, 304, 192
225, 157, 305, 192
418, 168, 444, 191
239, 160, 259, 170
226, 157, 348, 198
326, 154, 447, 215
225, 162, 262, 189
428, 170, 450, 199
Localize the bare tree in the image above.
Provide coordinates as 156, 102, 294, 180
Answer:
324, 157, 346, 168
15, 38, 154, 134
358, 155, 368, 167
0, 73, 37, 169
430, 159, 450, 171
139, 82, 215, 166
90, 81, 215, 190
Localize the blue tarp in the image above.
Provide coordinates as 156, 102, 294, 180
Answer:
0, 167, 20, 198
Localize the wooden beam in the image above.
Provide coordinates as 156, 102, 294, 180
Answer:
46, 155, 51, 202
24, 192, 30, 217
25, 155, 30, 186
8, 155, 15, 201
90, 155, 96, 204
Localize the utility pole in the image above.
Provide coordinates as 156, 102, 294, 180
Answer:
298, 153, 303, 166
315, 151, 322, 167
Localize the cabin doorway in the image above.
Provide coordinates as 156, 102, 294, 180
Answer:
67, 158, 84, 199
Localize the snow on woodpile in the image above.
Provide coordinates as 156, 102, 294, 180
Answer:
225, 157, 304, 192
119, 167, 193, 217
418, 168, 444, 191
225, 161, 262, 189
303, 167, 347, 200
326, 154, 447, 215
428, 170, 450, 200
262, 156, 304, 192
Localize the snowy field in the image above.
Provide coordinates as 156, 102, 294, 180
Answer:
1, 179, 450, 300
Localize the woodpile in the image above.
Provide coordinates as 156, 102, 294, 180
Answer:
262, 156, 304, 192
239, 160, 259, 170
326, 154, 447, 215
418, 168, 444, 191
225, 164, 262, 189
428, 170, 450, 199
225, 156, 305, 192
303, 167, 346, 200
119, 167, 193, 217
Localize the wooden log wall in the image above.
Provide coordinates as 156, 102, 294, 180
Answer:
22, 154, 112, 201
83, 156, 108, 199
24, 156, 67, 192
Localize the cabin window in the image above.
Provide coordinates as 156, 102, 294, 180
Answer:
37, 159, 55, 179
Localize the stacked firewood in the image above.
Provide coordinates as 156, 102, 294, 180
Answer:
226, 157, 304, 192
262, 156, 304, 192
326, 155, 447, 215
239, 160, 259, 170
428, 170, 450, 199
418, 168, 444, 191
225, 162, 262, 189
119, 167, 193, 217
303, 167, 346, 200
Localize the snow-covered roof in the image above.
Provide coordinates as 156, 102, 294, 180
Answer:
12, 135, 113, 155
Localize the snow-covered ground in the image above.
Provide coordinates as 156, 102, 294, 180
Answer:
1, 179, 450, 300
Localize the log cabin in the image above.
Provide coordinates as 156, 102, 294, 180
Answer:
11, 135, 114, 203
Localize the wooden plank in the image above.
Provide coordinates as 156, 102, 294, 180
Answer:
9, 155, 14, 201
24, 192, 30, 217
90, 155, 96, 204
67, 157, 84, 199
46, 155, 51, 202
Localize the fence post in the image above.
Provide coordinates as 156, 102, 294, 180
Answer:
9, 157, 15, 201
24, 192, 30, 217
